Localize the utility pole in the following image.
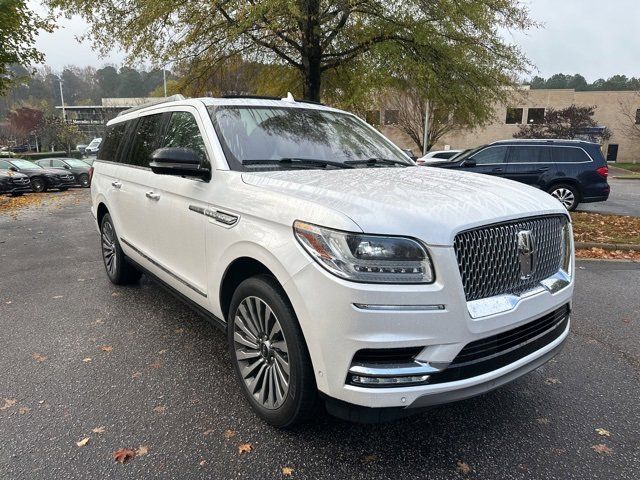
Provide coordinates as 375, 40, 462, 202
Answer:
58, 77, 66, 122
422, 100, 430, 155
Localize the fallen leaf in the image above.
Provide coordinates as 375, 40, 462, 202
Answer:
132, 372, 142, 379
592, 444, 613, 455
92, 426, 105, 434
1, 399, 17, 411
111, 292, 121, 297
100, 345, 113, 352
76, 437, 90, 447
52, 295, 64, 299
282, 466, 294, 476
94, 319, 104, 325
5, 301, 12, 304
32, 352, 46, 362
199, 460, 206, 466
545, 377, 561, 385
595, 428, 611, 437
82, 358, 92, 363
203, 429, 215, 436
113, 447, 136, 463
158, 349, 167, 355
18, 406, 30, 414
153, 405, 166, 414
536, 417, 550, 425
238, 443, 253, 454
457, 460, 471, 474
622, 318, 632, 324
223, 429, 236, 439
136, 445, 148, 456
149, 361, 162, 369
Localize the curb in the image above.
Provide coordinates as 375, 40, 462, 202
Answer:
612, 175, 640, 180
575, 242, 639, 251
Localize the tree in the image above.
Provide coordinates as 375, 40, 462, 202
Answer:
6, 106, 43, 146
618, 91, 640, 143
36, 115, 82, 153
96, 66, 120, 97
45, 0, 534, 102
0, 0, 54, 95
117, 67, 146, 97
513, 105, 612, 142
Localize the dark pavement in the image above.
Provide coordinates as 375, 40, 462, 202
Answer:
577, 178, 640, 217
1, 190, 639, 479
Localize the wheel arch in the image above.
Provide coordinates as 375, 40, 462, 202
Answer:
547, 178, 582, 199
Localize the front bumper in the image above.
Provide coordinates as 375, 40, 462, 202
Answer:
1, 181, 31, 194
283, 244, 574, 410
46, 176, 76, 188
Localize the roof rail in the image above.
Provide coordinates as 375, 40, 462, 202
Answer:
221, 93, 325, 106
490, 138, 585, 144
117, 94, 186, 117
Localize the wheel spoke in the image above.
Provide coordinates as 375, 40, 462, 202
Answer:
235, 348, 261, 361
274, 350, 290, 375
234, 330, 258, 349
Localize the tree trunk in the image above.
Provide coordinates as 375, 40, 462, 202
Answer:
300, 0, 322, 102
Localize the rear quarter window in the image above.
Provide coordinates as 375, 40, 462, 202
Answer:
551, 147, 591, 163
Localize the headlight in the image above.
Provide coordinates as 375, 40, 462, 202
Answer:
293, 221, 434, 284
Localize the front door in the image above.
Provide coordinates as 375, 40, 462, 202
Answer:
463, 145, 509, 176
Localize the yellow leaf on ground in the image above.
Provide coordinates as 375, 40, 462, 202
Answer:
457, 461, 471, 474
132, 372, 142, 379
92, 426, 105, 434
592, 444, 613, 455
136, 445, 148, 456
18, 406, 30, 415
238, 443, 253, 454
76, 437, 90, 447
282, 466, 294, 476
199, 460, 207, 466
32, 352, 46, 362
223, 429, 236, 438
595, 428, 611, 437
83, 358, 92, 363
99, 345, 113, 352
153, 405, 166, 414
0, 399, 17, 411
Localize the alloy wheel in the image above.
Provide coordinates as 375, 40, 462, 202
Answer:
101, 220, 117, 277
31, 178, 45, 193
551, 187, 575, 209
233, 296, 290, 410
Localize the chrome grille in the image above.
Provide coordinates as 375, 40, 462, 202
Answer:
454, 215, 567, 301
12, 177, 29, 185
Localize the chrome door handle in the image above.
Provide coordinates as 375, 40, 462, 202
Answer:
145, 191, 160, 201
111, 181, 122, 189
491, 167, 503, 172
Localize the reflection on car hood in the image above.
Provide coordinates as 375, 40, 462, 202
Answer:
241, 166, 567, 245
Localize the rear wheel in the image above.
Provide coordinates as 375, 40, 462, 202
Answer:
31, 177, 46, 193
100, 213, 142, 285
78, 174, 90, 188
228, 275, 318, 427
548, 184, 579, 211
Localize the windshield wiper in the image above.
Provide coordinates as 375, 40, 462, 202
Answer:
243, 158, 353, 169
344, 157, 411, 167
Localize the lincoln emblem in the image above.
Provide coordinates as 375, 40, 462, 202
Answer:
517, 230, 536, 279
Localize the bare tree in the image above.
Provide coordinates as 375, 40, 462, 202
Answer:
618, 92, 640, 142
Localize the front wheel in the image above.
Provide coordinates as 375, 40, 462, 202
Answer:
100, 213, 142, 285
78, 174, 90, 188
31, 177, 47, 193
548, 184, 579, 211
228, 275, 318, 428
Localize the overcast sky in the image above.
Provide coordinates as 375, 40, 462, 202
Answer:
33, 0, 640, 81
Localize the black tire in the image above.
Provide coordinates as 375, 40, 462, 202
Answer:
228, 275, 318, 428
547, 183, 580, 211
78, 174, 90, 188
31, 177, 47, 193
100, 213, 142, 285
59, 187, 69, 192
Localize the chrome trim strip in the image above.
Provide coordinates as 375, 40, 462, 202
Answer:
189, 205, 239, 226
353, 303, 445, 312
467, 269, 571, 319
348, 360, 446, 377
120, 237, 207, 297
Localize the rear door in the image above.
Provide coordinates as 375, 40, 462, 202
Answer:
504, 145, 556, 189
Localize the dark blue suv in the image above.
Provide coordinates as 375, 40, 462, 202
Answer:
423, 139, 610, 211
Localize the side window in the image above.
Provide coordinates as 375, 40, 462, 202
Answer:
0, 160, 10, 170
551, 147, 590, 163
127, 114, 165, 167
472, 146, 508, 164
162, 112, 208, 165
508, 146, 551, 163
51, 159, 65, 168
98, 122, 127, 162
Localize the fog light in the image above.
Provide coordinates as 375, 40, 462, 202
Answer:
351, 375, 430, 386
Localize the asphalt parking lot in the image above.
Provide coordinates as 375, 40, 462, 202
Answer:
577, 178, 640, 217
1, 190, 638, 480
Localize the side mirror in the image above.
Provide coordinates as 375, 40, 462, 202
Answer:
9, 166, 18, 172
461, 158, 477, 167
401, 149, 418, 161
149, 148, 210, 180
64, 164, 70, 169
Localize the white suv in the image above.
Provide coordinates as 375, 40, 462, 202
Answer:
91, 96, 574, 427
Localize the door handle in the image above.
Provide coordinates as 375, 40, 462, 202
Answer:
537, 167, 550, 172
491, 167, 503, 172
111, 181, 122, 189
145, 191, 160, 201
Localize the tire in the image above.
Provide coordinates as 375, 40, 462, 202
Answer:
78, 174, 90, 188
100, 213, 142, 285
228, 275, 318, 427
31, 177, 47, 193
548, 184, 579, 211
59, 187, 69, 192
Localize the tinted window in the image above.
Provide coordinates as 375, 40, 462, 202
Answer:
551, 147, 591, 163
472, 146, 508, 164
51, 159, 65, 168
0, 160, 10, 170
526, 108, 545, 124
162, 112, 208, 165
508, 146, 552, 163
36, 160, 50, 167
98, 122, 127, 161
127, 114, 165, 167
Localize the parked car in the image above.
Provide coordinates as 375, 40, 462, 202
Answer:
421, 139, 609, 211
85, 138, 102, 154
0, 159, 76, 192
92, 97, 573, 427
35, 157, 92, 187
76, 143, 88, 154
416, 149, 462, 164
0, 170, 31, 196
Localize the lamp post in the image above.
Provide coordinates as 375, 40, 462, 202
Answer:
56, 76, 66, 122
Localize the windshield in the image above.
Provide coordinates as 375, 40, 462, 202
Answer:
449, 146, 485, 162
64, 159, 89, 168
10, 160, 41, 169
87, 139, 101, 147
209, 106, 413, 170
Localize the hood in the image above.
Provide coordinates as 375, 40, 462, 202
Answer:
241, 167, 567, 246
